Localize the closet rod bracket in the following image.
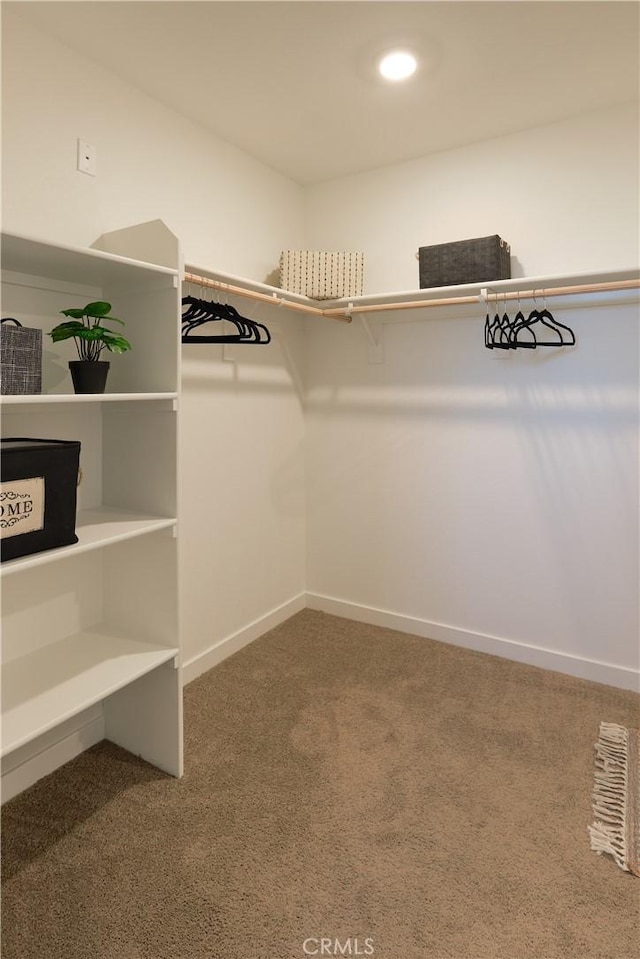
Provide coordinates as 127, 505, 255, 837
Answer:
479, 287, 500, 307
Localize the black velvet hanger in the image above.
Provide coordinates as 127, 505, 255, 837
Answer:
485, 298, 575, 351
181, 296, 271, 344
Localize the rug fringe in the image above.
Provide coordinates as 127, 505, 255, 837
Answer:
588, 722, 630, 873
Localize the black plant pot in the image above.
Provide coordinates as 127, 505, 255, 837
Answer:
69, 360, 110, 394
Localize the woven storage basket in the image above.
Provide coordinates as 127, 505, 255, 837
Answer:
280, 251, 364, 300
1, 318, 42, 395
419, 235, 511, 289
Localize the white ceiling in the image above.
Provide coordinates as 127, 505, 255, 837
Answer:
8, 1, 640, 185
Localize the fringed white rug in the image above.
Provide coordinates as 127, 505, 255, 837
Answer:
589, 722, 639, 877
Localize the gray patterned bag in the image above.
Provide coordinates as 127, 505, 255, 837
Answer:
1, 318, 43, 395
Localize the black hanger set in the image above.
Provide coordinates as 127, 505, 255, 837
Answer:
181, 295, 271, 345
182, 286, 575, 351
484, 297, 576, 351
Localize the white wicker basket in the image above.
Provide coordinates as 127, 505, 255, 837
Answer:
279, 251, 364, 300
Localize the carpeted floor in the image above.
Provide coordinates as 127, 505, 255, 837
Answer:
2, 609, 639, 959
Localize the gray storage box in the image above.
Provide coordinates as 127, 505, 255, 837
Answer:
419, 235, 511, 289
1, 318, 42, 395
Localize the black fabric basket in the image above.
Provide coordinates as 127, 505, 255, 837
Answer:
1, 318, 43, 395
418, 235, 511, 289
1, 438, 80, 562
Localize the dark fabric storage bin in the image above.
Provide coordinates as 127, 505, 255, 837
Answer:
1, 438, 81, 562
418, 235, 511, 288
1, 318, 43, 395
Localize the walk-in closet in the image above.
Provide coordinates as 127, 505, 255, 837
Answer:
2, 3, 639, 958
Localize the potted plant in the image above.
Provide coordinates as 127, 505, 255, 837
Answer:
49, 301, 131, 393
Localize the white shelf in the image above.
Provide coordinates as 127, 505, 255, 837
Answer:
185, 260, 314, 305
1, 508, 176, 576
320, 267, 640, 309
185, 265, 640, 311
1, 231, 178, 286
1, 392, 177, 406
1, 630, 179, 756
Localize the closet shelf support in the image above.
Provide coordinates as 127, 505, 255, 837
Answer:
360, 314, 383, 364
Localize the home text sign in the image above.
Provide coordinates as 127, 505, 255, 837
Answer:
0, 477, 45, 538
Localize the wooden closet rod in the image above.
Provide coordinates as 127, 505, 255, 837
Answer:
481, 278, 640, 301
183, 271, 351, 322
323, 278, 640, 317
185, 271, 639, 322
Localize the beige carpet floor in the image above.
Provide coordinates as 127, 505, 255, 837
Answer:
2, 609, 639, 959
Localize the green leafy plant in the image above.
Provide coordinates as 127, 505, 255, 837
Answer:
49, 301, 131, 362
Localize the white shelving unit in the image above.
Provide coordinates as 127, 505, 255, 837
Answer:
1, 221, 183, 801
2, 632, 178, 756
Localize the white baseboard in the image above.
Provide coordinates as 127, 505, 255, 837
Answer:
305, 592, 640, 692
1, 707, 105, 804
182, 593, 307, 685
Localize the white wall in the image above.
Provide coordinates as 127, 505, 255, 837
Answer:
179, 307, 307, 673
1, 9, 303, 277
304, 105, 640, 689
1, 10, 307, 677
305, 297, 639, 688
305, 103, 640, 291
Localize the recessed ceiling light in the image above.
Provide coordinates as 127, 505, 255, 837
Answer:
378, 50, 418, 82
